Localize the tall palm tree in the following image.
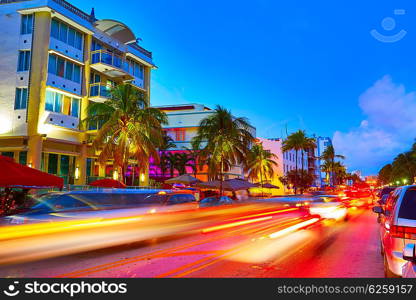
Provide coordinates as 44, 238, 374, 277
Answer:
320, 145, 345, 186
245, 143, 278, 196
84, 83, 168, 183
282, 130, 316, 193
192, 105, 254, 195
159, 133, 175, 177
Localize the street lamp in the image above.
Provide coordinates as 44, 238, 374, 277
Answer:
113, 170, 118, 181
396, 181, 400, 185
403, 178, 408, 185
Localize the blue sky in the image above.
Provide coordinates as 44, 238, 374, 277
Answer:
71, 0, 416, 174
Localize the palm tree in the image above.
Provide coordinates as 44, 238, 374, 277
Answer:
174, 152, 194, 175
158, 133, 175, 177
192, 105, 254, 195
282, 130, 316, 193
320, 160, 333, 185
84, 83, 168, 183
245, 143, 278, 197
320, 145, 345, 186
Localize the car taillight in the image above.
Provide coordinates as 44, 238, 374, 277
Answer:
390, 225, 416, 239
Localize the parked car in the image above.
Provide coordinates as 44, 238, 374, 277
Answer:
1, 189, 198, 224
373, 185, 416, 277
402, 244, 416, 278
199, 196, 234, 208
377, 186, 398, 199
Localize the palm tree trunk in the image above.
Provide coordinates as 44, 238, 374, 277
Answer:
220, 158, 224, 197
294, 150, 298, 194
260, 167, 264, 198
301, 150, 304, 194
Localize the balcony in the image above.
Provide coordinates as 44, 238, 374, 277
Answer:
89, 83, 111, 102
90, 50, 133, 79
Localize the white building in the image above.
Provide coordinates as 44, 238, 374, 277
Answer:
265, 138, 308, 174
151, 104, 257, 181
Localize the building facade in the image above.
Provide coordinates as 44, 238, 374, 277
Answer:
150, 104, 256, 182
0, 0, 155, 185
254, 138, 285, 195
313, 136, 333, 187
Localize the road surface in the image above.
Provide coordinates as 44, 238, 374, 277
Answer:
0, 207, 384, 278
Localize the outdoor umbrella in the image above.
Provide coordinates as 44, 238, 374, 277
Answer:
254, 182, 280, 189
195, 178, 257, 191
0, 155, 64, 189
89, 179, 126, 188
165, 174, 201, 185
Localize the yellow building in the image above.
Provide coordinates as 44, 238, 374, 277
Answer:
0, 0, 155, 185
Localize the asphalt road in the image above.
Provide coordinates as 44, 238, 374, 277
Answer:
0, 206, 384, 278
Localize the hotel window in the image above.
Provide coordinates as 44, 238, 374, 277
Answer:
50, 18, 83, 50
20, 14, 33, 35
17, 51, 31, 71
48, 54, 82, 83
14, 88, 28, 110
19, 151, 27, 165
70, 98, 80, 118
45, 90, 63, 113
127, 59, 144, 79
175, 130, 186, 141
48, 154, 58, 175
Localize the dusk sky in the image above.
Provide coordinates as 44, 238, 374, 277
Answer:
71, 0, 416, 175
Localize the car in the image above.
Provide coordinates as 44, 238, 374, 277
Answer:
377, 186, 398, 199
308, 195, 348, 221
199, 196, 234, 208
373, 185, 416, 277
402, 244, 416, 278
2, 189, 198, 224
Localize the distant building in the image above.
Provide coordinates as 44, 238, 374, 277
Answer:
313, 136, 333, 187
261, 138, 308, 193
150, 104, 256, 181
255, 138, 285, 195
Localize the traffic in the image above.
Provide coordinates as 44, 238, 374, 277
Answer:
0, 183, 402, 278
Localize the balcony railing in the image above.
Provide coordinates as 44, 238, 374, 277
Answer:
89, 83, 112, 99
91, 50, 129, 73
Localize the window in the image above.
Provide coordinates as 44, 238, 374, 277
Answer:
67, 28, 75, 46
70, 98, 80, 118
20, 14, 33, 35
48, 54, 82, 83
128, 59, 144, 78
65, 62, 73, 80
50, 18, 83, 50
45, 90, 62, 113
17, 51, 31, 71
14, 88, 28, 110
19, 151, 27, 165
51, 19, 59, 39
59, 22, 68, 43
399, 188, 416, 220
175, 130, 186, 141
48, 153, 58, 174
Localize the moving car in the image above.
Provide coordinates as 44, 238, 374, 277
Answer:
2, 189, 198, 224
373, 185, 416, 277
308, 195, 348, 221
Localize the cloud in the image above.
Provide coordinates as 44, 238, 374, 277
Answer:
333, 75, 416, 175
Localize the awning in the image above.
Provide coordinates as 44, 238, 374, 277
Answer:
0, 156, 63, 189
89, 179, 126, 188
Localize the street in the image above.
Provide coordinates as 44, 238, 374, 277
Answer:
0, 206, 384, 278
